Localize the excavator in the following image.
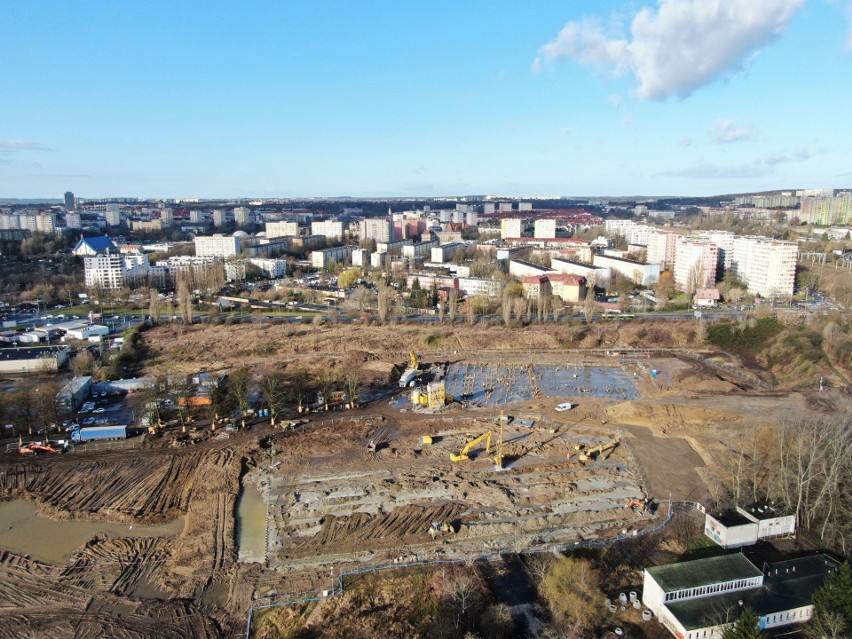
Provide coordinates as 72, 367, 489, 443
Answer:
30, 443, 60, 454
409, 351, 420, 371
450, 431, 492, 462
627, 498, 652, 514
428, 521, 456, 539
577, 438, 620, 465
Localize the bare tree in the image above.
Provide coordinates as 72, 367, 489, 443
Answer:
342, 367, 363, 409
149, 288, 161, 324
438, 299, 445, 323
377, 282, 391, 323
290, 368, 309, 412
501, 286, 513, 326
448, 287, 458, 322
228, 367, 253, 428
467, 298, 475, 325
583, 273, 597, 322
176, 271, 193, 325
259, 369, 287, 427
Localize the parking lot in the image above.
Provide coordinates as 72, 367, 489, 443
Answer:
66, 384, 135, 431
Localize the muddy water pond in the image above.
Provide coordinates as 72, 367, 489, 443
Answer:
0, 499, 184, 564
236, 483, 266, 563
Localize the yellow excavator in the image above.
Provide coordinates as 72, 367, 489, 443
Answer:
578, 438, 620, 464
450, 431, 492, 462
410, 350, 420, 371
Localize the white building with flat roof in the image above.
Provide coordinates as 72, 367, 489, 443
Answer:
311, 220, 344, 240
533, 219, 557, 239
674, 238, 719, 292
194, 234, 241, 258
311, 244, 354, 269
731, 236, 797, 297
500, 218, 523, 239
592, 254, 660, 286
646, 230, 679, 269
266, 221, 300, 238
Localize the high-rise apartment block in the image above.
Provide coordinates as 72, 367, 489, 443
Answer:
104, 204, 121, 226
84, 252, 151, 290
674, 239, 719, 291
731, 237, 797, 298
234, 207, 251, 227
311, 220, 344, 240
518, 202, 533, 211
160, 208, 174, 226
64, 191, 75, 210
213, 209, 226, 228
194, 234, 242, 258
65, 212, 82, 229
190, 210, 204, 223
800, 193, 852, 225
359, 218, 393, 243
534, 219, 557, 239
501, 218, 523, 239
266, 221, 300, 238
646, 230, 678, 269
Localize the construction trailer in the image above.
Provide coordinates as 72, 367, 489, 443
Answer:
71, 424, 127, 443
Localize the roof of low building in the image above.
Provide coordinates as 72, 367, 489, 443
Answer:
647, 554, 762, 592
666, 555, 839, 631
73, 235, 117, 254
0, 345, 69, 361
711, 510, 753, 528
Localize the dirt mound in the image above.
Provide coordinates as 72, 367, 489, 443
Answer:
678, 376, 739, 392
605, 401, 742, 430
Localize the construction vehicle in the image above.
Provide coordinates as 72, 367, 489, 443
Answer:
30, 443, 60, 454
412, 381, 454, 410
450, 431, 492, 462
410, 351, 420, 371
367, 439, 377, 453
422, 435, 433, 445
627, 498, 651, 514
428, 521, 455, 539
578, 438, 620, 464
18, 445, 35, 456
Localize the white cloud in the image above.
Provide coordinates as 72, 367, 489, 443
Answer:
534, 0, 804, 100
0, 140, 50, 152
710, 119, 756, 144
658, 145, 817, 179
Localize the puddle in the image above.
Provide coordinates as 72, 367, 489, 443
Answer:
236, 483, 266, 563
0, 499, 184, 565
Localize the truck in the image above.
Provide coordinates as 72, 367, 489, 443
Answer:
70, 424, 127, 443
399, 368, 417, 388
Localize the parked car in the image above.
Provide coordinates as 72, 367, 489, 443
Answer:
83, 417, 96, 425
93, 408, 106, 414
555, 402, 573, 412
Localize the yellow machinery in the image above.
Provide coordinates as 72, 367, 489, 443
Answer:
451, 431, 492, 462
412, 381, 452, 410
422, 435, 433, 445
409, 350, 420, 371
578, 438, 620, 464
429, 521, 455, 539
493, 411, 506, 469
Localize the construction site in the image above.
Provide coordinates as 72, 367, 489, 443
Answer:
0, 319, 848, 638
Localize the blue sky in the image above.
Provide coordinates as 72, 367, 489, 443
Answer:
1, 0, 851, 199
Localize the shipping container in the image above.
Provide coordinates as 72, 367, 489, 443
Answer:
71, 424, 127, 442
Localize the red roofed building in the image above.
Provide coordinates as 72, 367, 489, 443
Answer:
521, 275, 551, 299
547, 273, 587, 303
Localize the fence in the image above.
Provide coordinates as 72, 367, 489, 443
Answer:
243, 498, 684, 639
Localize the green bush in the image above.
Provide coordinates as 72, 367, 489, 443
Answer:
708, 318, 783, 351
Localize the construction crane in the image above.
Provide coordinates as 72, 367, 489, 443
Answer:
493, 411, 506, 469
450, 431, 492, 462
578, 438, 620, 464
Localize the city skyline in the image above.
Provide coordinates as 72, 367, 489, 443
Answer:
2, 0, 851, 199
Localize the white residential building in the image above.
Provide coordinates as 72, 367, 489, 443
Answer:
458, 277, 502, 298
604, 219, 635, 236
311, 244, 354, 269
431, 242, 466, 264
674, 238, 719, 291
249, 258, 287, 278
646, 230, 679, 269
234, 206, 251, 227
189, 210, 204, 223
266, 221, 300, 238
627, 224, 654, 246
500, 218, 523, 239
643, 553, 838, 639
212, 209, 226, 228
84, 252, 151, 290
359, 218, 393, 243
352, 248, 371, 267
65, 212, 82, 229
509, 259, 553, 279
160, 208, 174, 226
533, 219, 557, 239
703, 503, 796, 549
194, 234, 242, 259
311, 220, 345, 240
692, 230, 735, 270
402, 238, 438, 258
551, 257, 610, 290
104, 204, 121, 226
592, 254, 660, 286
731, 237, 798, 297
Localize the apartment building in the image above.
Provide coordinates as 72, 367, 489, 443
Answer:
311, 220, 345, 240
458, 277, 501, 298
646, 230, 679, 269
359, 218, 393, 243
500, 218, 523, 239
194, 234, 242, 258
551, 257, 610, 290
592, 254, 660, 286
674, 239, 719, 291
266, 221, 300, 238
84, 253, 151, 290
233, 206, 251, 227
104, 204, 121, 226
311, 244, 354, 269
731, 237, 797, 297
800, 193, 852, 225
431, 242, 466, 264
533, 218, 556, 239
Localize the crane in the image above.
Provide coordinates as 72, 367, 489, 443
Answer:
450, 431, 492, 462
